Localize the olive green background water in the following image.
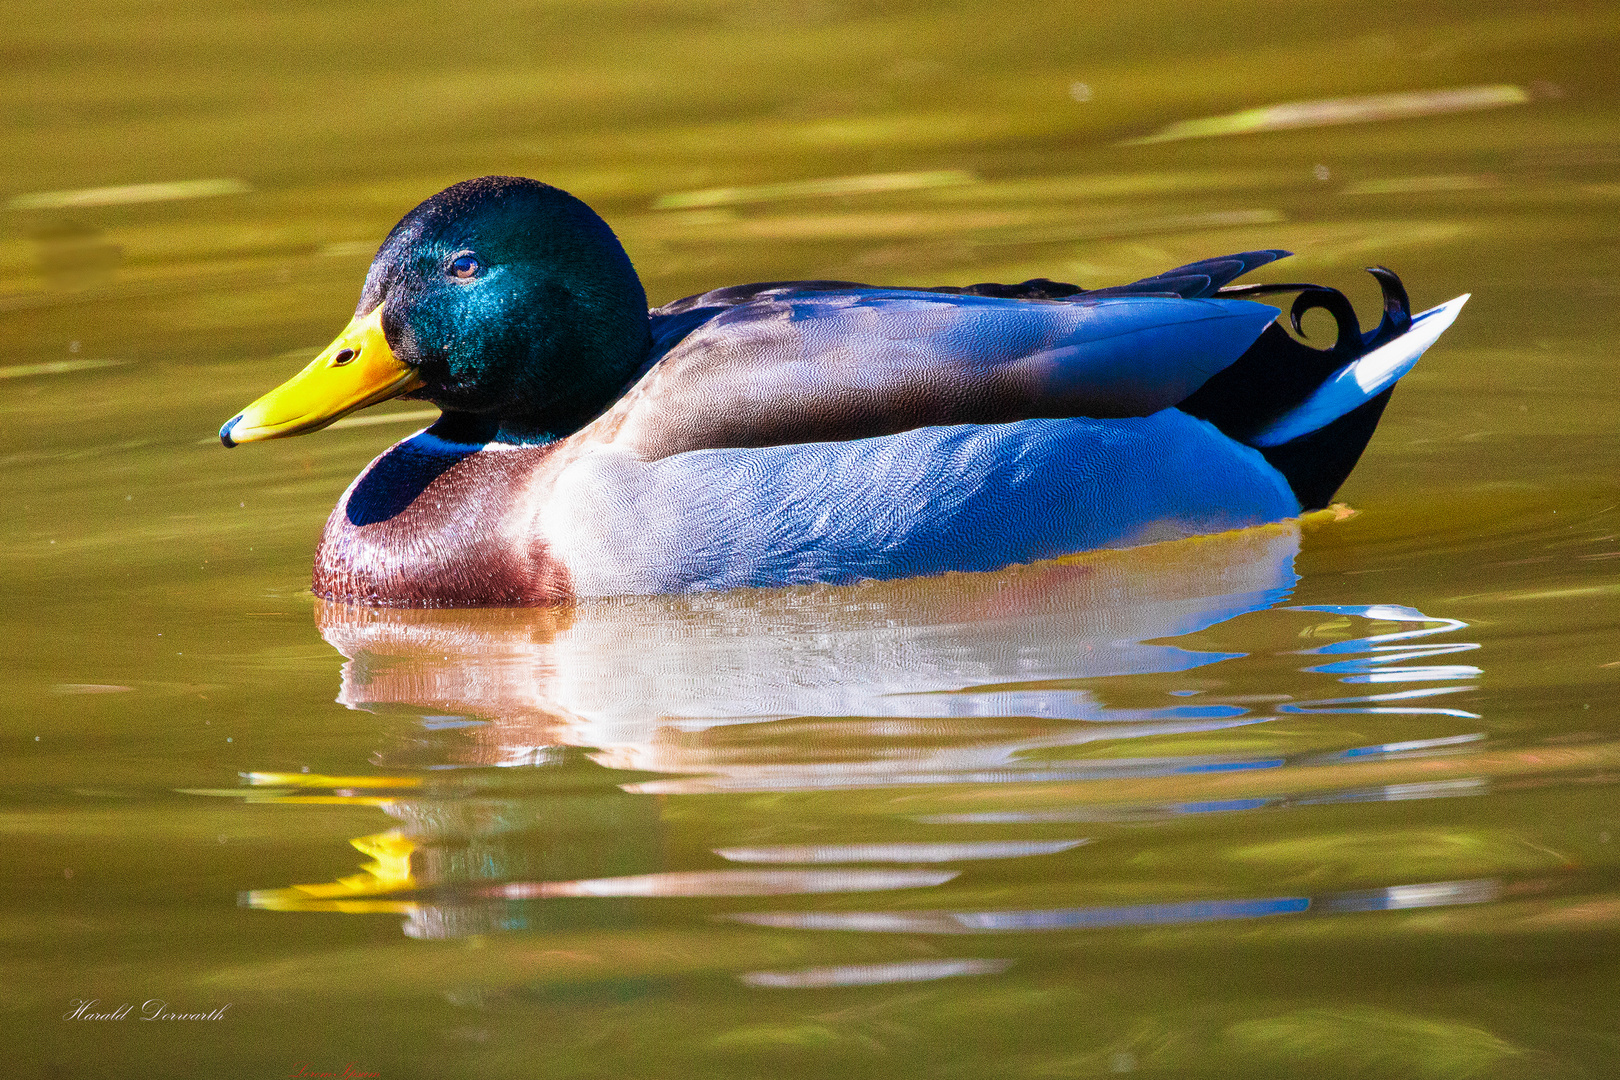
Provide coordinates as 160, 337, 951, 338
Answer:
4, 1, 1619, 1077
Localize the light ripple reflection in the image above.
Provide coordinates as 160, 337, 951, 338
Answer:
739, 958, 1013, 988
728, 878, 1500, 934
716, 839, 1089, 863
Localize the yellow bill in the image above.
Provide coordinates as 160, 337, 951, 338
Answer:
219, 305, 425, 446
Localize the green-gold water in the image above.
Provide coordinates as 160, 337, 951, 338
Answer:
4, 1, 1618, 1076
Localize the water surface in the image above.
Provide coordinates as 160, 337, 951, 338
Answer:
4, 2, 1619, 1077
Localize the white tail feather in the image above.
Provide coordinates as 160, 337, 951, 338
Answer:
1250, 294, 1469, 448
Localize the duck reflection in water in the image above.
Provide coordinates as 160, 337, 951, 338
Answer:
318, 522, 1307, 780
245, 522, 1491, 948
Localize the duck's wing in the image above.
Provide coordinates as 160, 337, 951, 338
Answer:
614, 267, 1285, 461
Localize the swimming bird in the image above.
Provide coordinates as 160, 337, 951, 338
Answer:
220, 176, 1466, 606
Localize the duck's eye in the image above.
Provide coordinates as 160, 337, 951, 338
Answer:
448, 253, 481, 280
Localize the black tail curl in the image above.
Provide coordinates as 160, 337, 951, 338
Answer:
1178, 267, 1415, 510
1215, 265, 1412, 355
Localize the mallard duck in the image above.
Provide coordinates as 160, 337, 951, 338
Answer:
221, 176, 1466, 606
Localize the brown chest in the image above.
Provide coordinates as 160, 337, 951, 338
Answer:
312, 439, 572, 607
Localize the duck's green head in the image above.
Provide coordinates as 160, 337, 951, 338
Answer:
220, 176, 652, 447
